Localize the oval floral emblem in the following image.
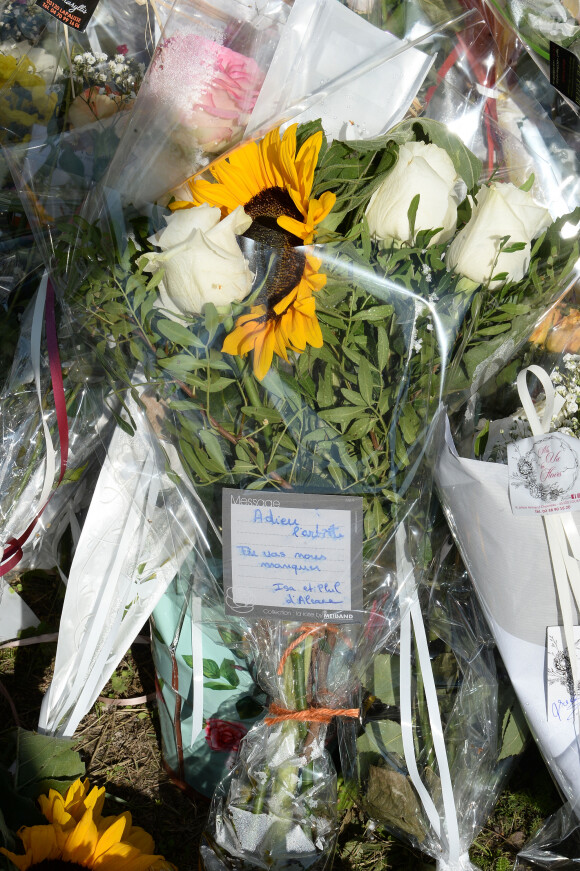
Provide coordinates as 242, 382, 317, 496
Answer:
516, 434, 579, 502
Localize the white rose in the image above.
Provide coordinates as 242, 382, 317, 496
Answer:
142, 204, 253, 316
365, 141, 459, 245
446, 182, 552, 288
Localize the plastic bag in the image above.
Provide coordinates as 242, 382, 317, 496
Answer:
13, 0, 579, 862
0, 0, 170, 236
101, 0, 292, 208
340, 524, 528, 871
435, 347, 580, 823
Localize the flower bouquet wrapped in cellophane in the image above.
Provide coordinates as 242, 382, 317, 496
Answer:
100, 0, 292, 209
339, 520, 528, 871
0, 267, 115, 585
43, 89, 575, 864
436, 320, 580, 793
0, 0, 170, 235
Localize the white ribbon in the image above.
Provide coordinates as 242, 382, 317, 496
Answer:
517, 366, 580, 713
397, 524, 462, 870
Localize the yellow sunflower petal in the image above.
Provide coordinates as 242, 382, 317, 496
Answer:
252, 323, 277, 381
125, 826, 156, 855
92, 842, 165, 871
92, 814, 130, 861
62, 809, 99, 864
18, 824, 59, 865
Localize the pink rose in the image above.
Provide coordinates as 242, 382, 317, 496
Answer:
116, 44, 128, 56
149, 34, 264, 153
205, 718, 247, 753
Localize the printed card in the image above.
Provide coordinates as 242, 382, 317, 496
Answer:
547, 626, 580, 723
507, 432, 580, 515
36, 0, 99, 31
222, 489, 363, 622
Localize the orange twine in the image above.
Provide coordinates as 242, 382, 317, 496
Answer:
264, 702, 359, 726
277, 623, 346, 676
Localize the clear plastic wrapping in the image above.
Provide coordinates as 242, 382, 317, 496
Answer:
435, 336, 580, 836
3, 3, 579, 867
341, 523, 528, 871
0, 0, 170, 233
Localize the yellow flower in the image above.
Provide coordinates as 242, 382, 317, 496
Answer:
222, 255, 325, 381
171, 125, 334, 379
173, 124, 335, 245
0, 54, 57, 143
38, 779, 105, 830
1, 779, 175, 871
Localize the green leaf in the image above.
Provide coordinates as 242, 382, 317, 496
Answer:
519, 173, 535, 192
320, 407, 362, 426
157, 318, 195, 347
182, 655, 193, 668
358, 358, 374, 406
198, 430, 227, 472
351, 304, 394, 323
203, 659, 220, 679
407, 193, 420, 242
219, 659, 240, 688
203, 681, 236, 691
14, 730, 85, 800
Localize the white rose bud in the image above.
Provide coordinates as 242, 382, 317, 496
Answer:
446, 182, 552, 288
142, 204, 253, 316
365, 141, 459, 246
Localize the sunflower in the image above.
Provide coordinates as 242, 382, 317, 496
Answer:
222, 255, 326, 381
1, 780, 174, 871
172, 124, 335, 245
171, 125, 335, 379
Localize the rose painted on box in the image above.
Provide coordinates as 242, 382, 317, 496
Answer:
205, 718, 248, 753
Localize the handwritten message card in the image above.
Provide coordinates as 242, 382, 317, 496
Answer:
222, 489, 363, 622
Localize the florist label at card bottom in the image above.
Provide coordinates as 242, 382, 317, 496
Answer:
222, 489, 363, 622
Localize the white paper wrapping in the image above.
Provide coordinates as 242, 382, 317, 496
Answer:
39, 395, 195, 737
247, 0, 432, 142
436, 417, 580, 804
0, 580, 39, 643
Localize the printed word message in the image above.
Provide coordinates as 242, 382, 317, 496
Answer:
507, 433, 580, 516
36, 0, 98, 31
547, 625, 580, 722
222, 489, 363, 622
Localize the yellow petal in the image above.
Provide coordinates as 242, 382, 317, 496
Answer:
62, 809, 98, 864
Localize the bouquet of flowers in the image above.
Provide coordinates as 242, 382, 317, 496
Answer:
37, 84, 574, 862
0, 0, 170, 233
436, 335, 580, 823
3, 2, 578, 864
100, 0, 293, 208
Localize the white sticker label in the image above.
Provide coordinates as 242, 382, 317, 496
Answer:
222, 489, 363, 622
547, 625, 580, 722
507, 432, 580, 515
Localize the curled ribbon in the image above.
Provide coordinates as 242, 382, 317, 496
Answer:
517, 365, 580, 710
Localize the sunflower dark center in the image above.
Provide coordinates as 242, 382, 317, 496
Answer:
240, 186, 306, 312
29, 862, 86, 871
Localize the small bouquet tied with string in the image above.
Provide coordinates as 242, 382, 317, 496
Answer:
436, 350, 580, 819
